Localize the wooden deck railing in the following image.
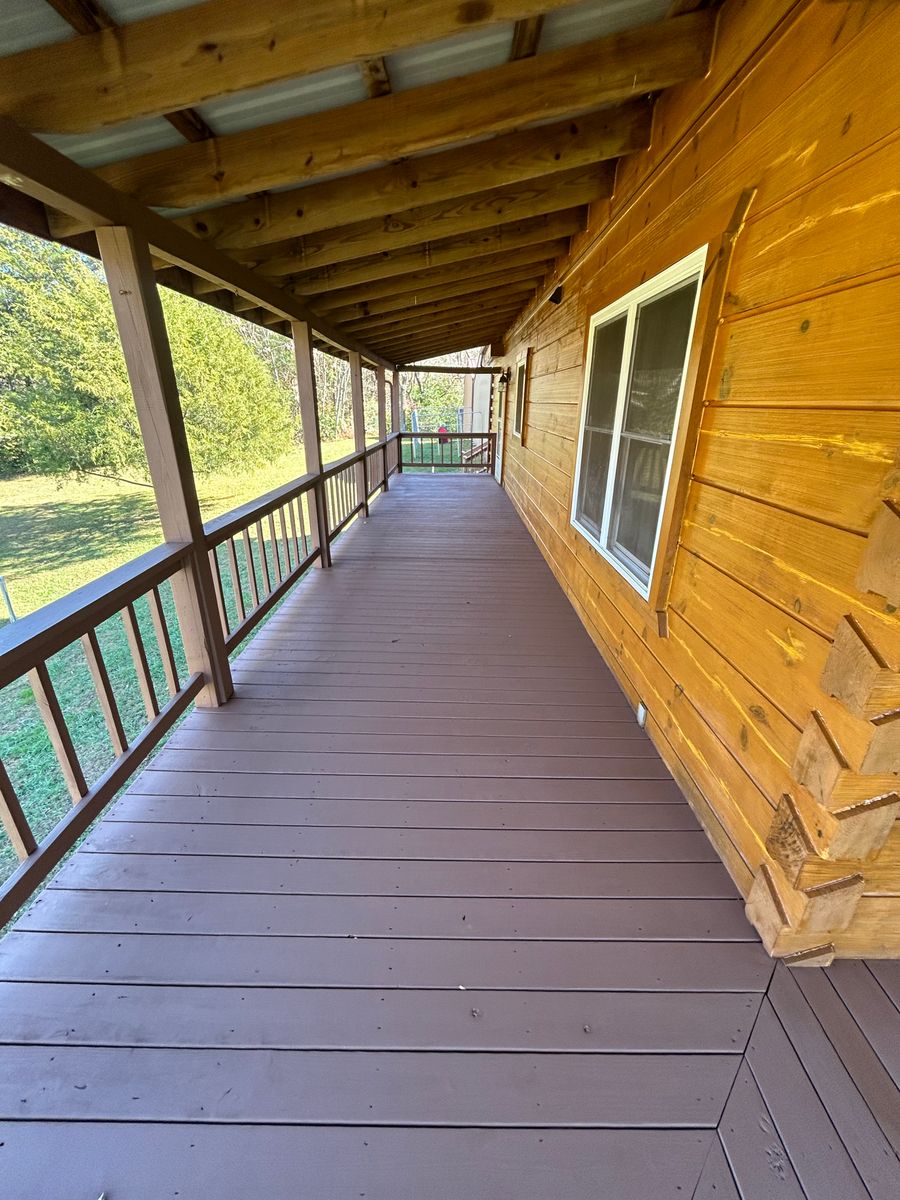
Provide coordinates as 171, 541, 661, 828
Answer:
400, 432, 495, 472
0, 542, 202, 922
0, 431, 402, 921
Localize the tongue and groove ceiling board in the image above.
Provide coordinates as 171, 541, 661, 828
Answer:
0, 0, 719, 362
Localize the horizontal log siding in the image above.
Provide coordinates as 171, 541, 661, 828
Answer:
497, 0, 900, 955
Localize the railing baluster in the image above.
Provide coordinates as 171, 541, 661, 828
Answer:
267, 512, 283, 584
281, 504, 295, 571
255, 521, 272, 595
27, 660, 88, 803
0, 758, 37, 860
225, 537, 246, 623
241, 527, 260, 609
80, 627, 129, 756
121, 601, 160, 721
147, 584, 180, 698
294, 496, 306, 558
208, 546, 229, 636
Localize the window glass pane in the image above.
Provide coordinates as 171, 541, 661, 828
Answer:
576, 430, 612, 535
586, 315, 627, 430
609, 436, 669, 579
623, 280, 697, 439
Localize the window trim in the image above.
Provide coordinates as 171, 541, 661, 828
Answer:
570, 246, 708, 601
512, 348, 530, 441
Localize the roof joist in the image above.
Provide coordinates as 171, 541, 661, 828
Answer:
237, 165, 612, 278
309, 243, 569, 312
346, 288, 539, 338
323, 264, 551, 324
50, 10, 714, 223
0, 116, 392, 367
3, 1, 583, 136
283, 210, 586, 297
173, 102, 650, 253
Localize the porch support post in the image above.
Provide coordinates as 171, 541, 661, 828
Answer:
393, 369, 403, 472
376, 366, 388, 441
96, 225, 233, 707
391, 368, 401, 432
291, 320, 331, 568
348, 351, 369, 515
376, 365, 389, 491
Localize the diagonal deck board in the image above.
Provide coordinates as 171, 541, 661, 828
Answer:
0, 474, 897, 1198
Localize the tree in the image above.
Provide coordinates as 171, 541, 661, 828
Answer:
0, 226, 293, 478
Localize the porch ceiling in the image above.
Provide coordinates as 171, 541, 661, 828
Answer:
0, 0, 719, 362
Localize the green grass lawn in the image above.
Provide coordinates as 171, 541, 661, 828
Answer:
0, 439, 355, 618
0, 439, 355, 889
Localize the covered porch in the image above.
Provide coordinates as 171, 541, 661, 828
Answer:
0, 475, 897, 1197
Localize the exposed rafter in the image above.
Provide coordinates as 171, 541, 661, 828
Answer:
236, 166, 612, 278
7, 1, 584, 135
0, 116, 391, 366
49, 11, 713, 218
511, 15, 545, 60
310, 243, 569, 312
42, 0, 215, 144
323, 264, 551, 324
168, 102, 650, 252
282, 211, 586, 297
346, 288, 538, 338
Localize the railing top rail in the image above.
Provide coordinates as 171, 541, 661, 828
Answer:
320, 433, 399, 482
204, 470, 317, 545
0, 540, 191, 683
205, 432, 402, 543
401, 431, 493, 438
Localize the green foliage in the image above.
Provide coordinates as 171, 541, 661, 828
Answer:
401, 350, 486, 430
0, 226, 293, 478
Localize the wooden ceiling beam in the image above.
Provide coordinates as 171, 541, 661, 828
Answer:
343, 286, 539, 335
42, 0, 215, 144
359, 57, 393, 99
0, 116, 391, 367
284, 210, 585, 297
172, 101, 650, 252
511, 15, 545, 60
374, 321, 511, 360
348, 304, 535, 348
9, 1, 584, 136
54, 11, 714, 217
310, 242, 567, 311
375, 307, 519, 344
324, 264, 550, 323
240, 166, 611, 278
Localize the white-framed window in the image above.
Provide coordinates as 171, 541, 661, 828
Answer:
571, 246, 707, 599
512, 349, 530, 439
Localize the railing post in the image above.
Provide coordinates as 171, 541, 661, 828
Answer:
291, 320, 331, 568
348, 351, 369, 517
96, 226, 232, 707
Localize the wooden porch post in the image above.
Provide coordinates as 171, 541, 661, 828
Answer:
376, 366, 388, 441
291, 320, 332, 568
391, 368, 402, 433
376, 364, 389, 490
392, 369, 403, 472
96, 225, 233, 707
348, 351, 368, 515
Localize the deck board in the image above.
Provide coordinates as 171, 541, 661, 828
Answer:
0, 475, 897, 1197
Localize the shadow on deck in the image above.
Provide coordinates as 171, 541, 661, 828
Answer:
0, 475, 897, 1197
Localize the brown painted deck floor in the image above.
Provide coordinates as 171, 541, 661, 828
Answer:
0, 474, 898, 1198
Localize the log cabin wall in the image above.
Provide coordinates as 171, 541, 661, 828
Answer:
496, 0, 900, 962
